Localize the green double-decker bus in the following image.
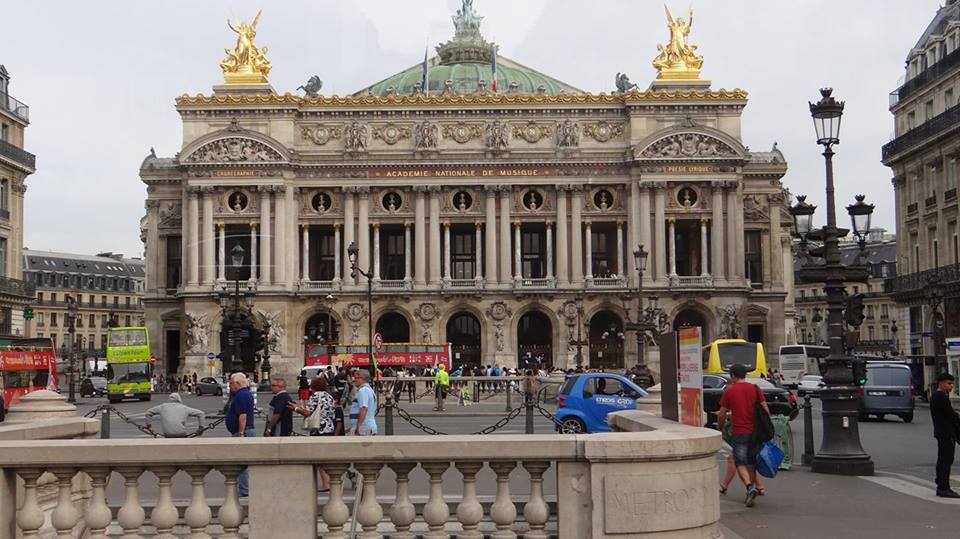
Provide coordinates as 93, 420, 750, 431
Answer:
106, 327, 152, 403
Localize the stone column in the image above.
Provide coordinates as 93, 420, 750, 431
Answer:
513, 221, 522, 281
333, 224, 341, 283
711, 184, 725, 282
475, 222, 484, 281
286, 186, 297, 288
429, 187, 442, 285
443, 222, 451, 282
770, 194, 784, 288
357, 188, 370, 284
343, 188, 355, 285
372, 224, 381, 283
571, 188, 583, 283
546, 221, 554, 281
415, 188, 427, 285
259, 187, 272, 285
556, 187, 569, 284
485, 187, 498, 284
735, 191, 746, 282
628, 180, 640, 285
274, 186, 286, 285
187, 188, 200, 286
726, 185, 741, 281
616, 221, 625, 278
301, 224, 310, 281
217, 223, 226, 281
585, 221, 594, 282
654, 185, 666, 283
250, 223, 258, 282
499, 188, 512, 284
201, 188, 215, 285
639, 184, 651, 279
404, 222, 412, 284
668, 218, 677, 277
700, 218, 709, 276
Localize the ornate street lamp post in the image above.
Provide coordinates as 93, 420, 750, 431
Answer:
925, 275, 947, 374
218, 245, 255, 374
66, 295, 79, 403
632, 245, 650, 369
791, 88, 874, 475
573, 293, 585, 369
348, 241, 376, 373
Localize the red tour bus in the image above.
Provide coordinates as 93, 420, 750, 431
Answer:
305, 342, 452, 371
0, 338, 59, 410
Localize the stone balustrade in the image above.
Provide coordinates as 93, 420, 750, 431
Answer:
0, 413, 720, 538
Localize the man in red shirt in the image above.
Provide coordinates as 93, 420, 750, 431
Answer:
716, 363, 769, 507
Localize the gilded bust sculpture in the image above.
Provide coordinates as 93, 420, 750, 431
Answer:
652, 5, 704, 80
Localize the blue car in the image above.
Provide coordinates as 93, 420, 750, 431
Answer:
555, 373, 648, 433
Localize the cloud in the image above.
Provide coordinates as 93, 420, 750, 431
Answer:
1, 0, 939, 256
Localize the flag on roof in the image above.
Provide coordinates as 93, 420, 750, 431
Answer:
491, 53, 498, 93
421, 47, 430, 95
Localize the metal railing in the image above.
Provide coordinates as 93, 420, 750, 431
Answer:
885, 263, 960, 294
926, 194, 938, 208
0, 275, 35, 298
0, 138, 35, 170
946, 188, 958, 203
882, 103, 960, 161
891, 46, 960, 106
0, 92, 29, 123
907, 202, 918, 215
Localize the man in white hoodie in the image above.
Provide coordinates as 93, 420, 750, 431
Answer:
145, 393, 205, 438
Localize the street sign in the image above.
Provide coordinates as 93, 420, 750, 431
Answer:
922, 331, 935, 337
207, 352, 216, 360
374, 333, 383, 352
207, 360, 216, 367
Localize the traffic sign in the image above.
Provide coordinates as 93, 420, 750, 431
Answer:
207, 360, 216, 367
374, 333, 383, 352
207, 352, 216, 360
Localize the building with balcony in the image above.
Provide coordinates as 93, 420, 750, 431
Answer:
794, 232, 903, 356
0, 64, 37, 335
884, 0, 960, 380
21, 250, 145, 362
140, 2, 794, 379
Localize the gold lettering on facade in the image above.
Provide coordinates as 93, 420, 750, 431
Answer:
370, 168, 555, 179
663, 165, 715, 174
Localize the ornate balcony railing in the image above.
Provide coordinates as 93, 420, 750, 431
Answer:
376, 279, 408, 290
0, 275, 35, 298
926, 194, 938, 208
891, 47, 960, 106
0, 92, 29, 123
907, 202, 918, 215
885, 263, 960, 295
300, 280, 339, 291
0, 138, 36, 171
946, 188, 958, 203
669, 274, 715, 288
447, 278, 481, 289
517, 277, 554, 289
589, 277, 626, 288
882, 103, 960, 162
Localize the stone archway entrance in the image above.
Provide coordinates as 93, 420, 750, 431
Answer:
674, 309, 709, 342
517, 311, 552, 368
376, 312, 410, 343
589, 310, 624, 371
447, 312, 482, 370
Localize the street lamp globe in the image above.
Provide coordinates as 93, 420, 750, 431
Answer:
846, 194, 875, 241
243, 288, 256, 308
230, 244, 245, 268
633, 245, 649, 273
790, 195, 817, 239
809, 87, 845, 147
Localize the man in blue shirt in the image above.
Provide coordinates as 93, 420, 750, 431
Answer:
225, 372, 256, 496
350, 369, 378, 436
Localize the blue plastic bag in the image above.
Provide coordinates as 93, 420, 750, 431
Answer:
756, 441, 785, 478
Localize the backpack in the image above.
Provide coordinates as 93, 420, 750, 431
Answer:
752, 385, 775, 445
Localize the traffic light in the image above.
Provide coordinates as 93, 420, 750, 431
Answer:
844, 294, 866, 327
851, 358, 867, 386
23, 307, 33, 321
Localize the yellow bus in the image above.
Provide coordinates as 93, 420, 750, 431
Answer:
106, 327, 152, 403
702, 339, 768, 378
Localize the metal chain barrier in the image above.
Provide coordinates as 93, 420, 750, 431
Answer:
534, 403, 563, 429
393, 406, 448, 435
471, 404, 524, 435
83, 404, 226, 438
390, 402, 527, 436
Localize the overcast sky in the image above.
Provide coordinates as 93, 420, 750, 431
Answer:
1, 0, 941, 258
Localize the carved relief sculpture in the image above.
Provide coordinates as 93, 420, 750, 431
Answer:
583, 122, 625, 143
640, 134, 737, 159
495, 325, 505, 352
717, 304, 743, 339
344, 122, 369, 153
301, 125, 342, 146
486, 301, 513, 322
158, 201, 182, 228
414, 303, 440, 323
556, 119, 581, 148
257, 309, 285, 352
414, 121, 439, 150
220, 10, 272, 84
442, 123, 483, 144
372, 123, 412, 145
485, 120, 510, 151
186, 313, 209, 353
513, 121, 552, 144
185, 138, 283, 163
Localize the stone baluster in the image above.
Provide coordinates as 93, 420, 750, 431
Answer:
84, 468, 113, 539
421, 461, 451, 538
16, 469, 44, 537
388, 463, 417, 539
354, 463, 384, 538
51, 468, 80, 538
522, 462, 551, 539
151, 467, 179, 539
218, 466, 244, 539
184, 467, 212, 539
117, 467, 146, 539
322, 463, 351, 539
489, 461, 518, 539
455, 462, 485, 539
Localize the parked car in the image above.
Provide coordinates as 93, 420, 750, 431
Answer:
703, 374, 798, 427
79, 376, 108, 398
796, 374, 825, 397
858, 363, 914, 423
195, 376, 228, 396
555, 373, 648, 433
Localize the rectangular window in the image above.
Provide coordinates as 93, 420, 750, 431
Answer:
868, 326, 875, 341
947, 88, 956, 109
51, 293, 57, 304
867, 305, 875, 319
125, 316, 131, 327
36, 312, 44, 325
125, 297, 130, 307
101, 314, 107, 327
926, 100, 935, 120
451, 228, 476, 280
313, 230, 336, 281
521, 228, 546, 279
88, 314, 95, 327
165, 236, 182, 289
0, 124, 7, 142
909, 306, 923, 333
113, 297, 119, 308
100, 334, 107, 351
88, 335, 95, 351
380, 228, 406, 281
881, 304, 889, 318
744, 231, 763, 285
50, 313, 58, 327
0, 179, 8, 212
907, 111, 916, 131
0, 237, 6, 278
101, 296, 106, 307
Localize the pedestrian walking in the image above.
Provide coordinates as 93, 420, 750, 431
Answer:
931, 372, 960, 498
349, 369, 378, 436
434, 363, 450, 412
225, 372, 256, 497
265, 377, 294, 437
144, 393, 205, 438
290, 376, 337, 491
715, 363, 770, 507
298, 370, 310, 406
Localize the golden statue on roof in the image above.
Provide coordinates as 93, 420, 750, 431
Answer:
220, 10, 272, 84
652, 5, 704, 80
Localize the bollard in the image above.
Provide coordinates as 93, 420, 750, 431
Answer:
525, 394, 535, 434
801, 394, 814, 466
505, 380, 512, 413
100, 408, 110, 439
385, 395, 394, 436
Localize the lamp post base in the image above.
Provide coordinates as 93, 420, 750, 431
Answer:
811, 387, 874, 476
